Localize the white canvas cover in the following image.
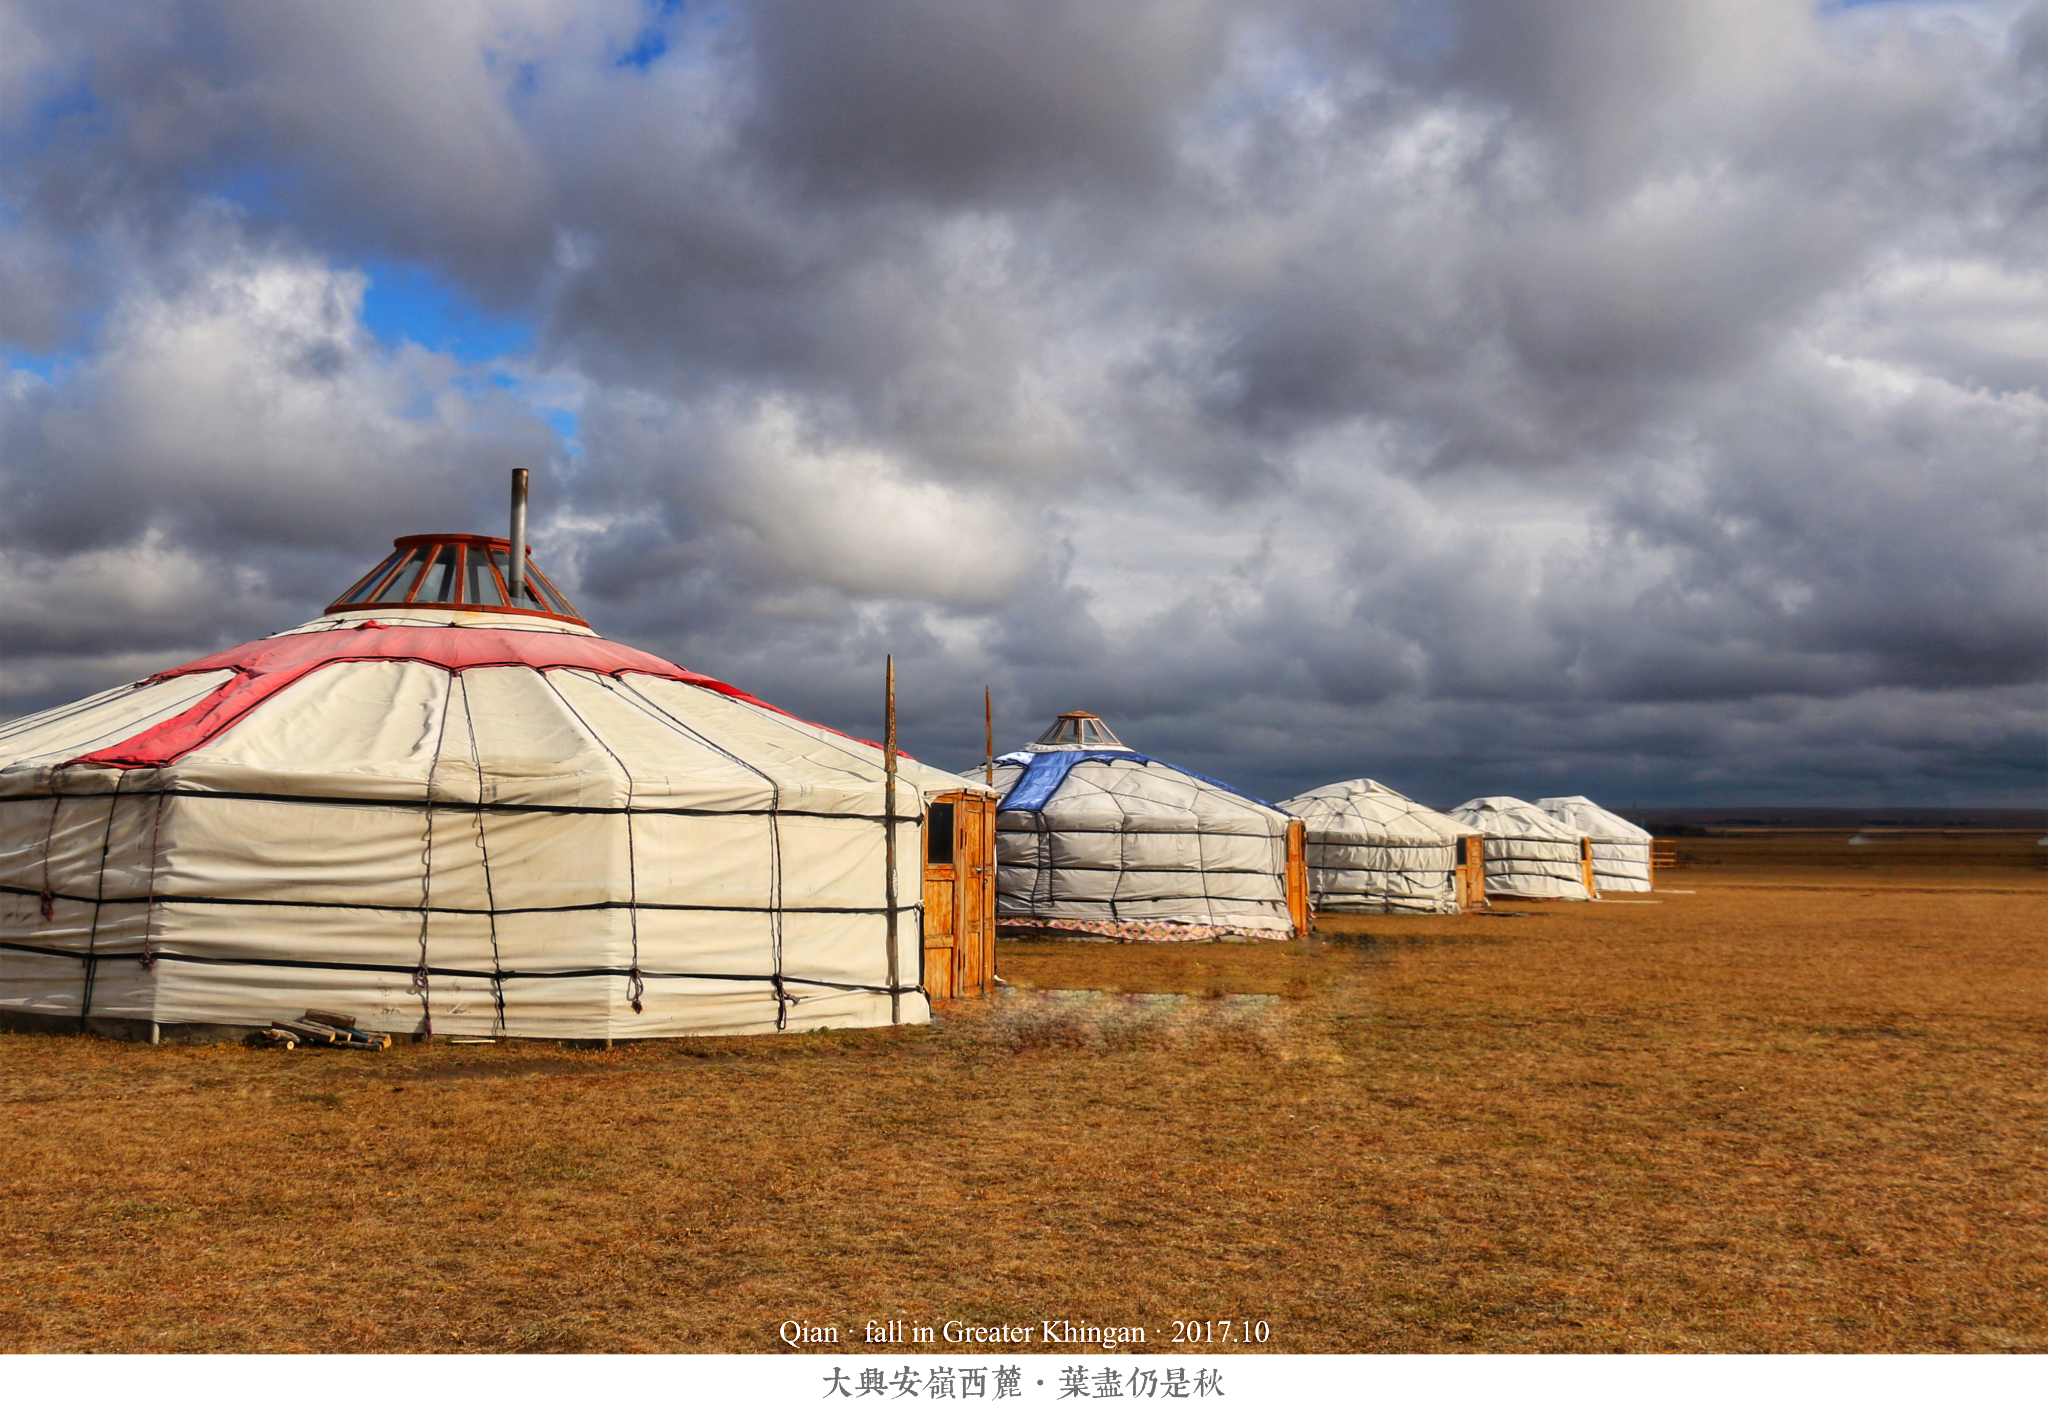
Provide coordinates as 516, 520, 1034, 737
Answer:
1447, 796, 1594, 901
0, 607, 988, 1041
1279, 779, 1473, 914
1537, 796, 1654, 893
979, 746, 1297, 940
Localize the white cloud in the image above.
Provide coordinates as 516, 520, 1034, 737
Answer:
707, 397, 1036, 602
0, 0, 2041, 804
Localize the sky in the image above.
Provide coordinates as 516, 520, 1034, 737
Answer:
0, 0, 2043, 808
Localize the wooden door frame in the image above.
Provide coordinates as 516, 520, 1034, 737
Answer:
921, 790, 998, 999
1454, 835, 1488, 911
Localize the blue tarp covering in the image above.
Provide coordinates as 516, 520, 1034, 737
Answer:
994, 749, 1281, 814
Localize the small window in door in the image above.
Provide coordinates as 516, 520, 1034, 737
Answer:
1455, 838, 1468, 865
926, 801, 955, 866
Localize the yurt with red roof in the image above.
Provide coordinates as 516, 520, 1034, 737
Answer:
0, 475, 989, 1042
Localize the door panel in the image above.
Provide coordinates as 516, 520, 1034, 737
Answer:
1455, 836, 1488, 910
1285, 820, 1309, 937
922, 946, 953, 999
956, 794, 995, 995
924, 874, 956, 948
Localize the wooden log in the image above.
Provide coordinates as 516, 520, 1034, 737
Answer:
884, 654, 899, 1024
279, 1019, 336, 1042
303, 1009, 357, 1030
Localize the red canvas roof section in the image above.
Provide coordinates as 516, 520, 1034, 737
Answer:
69, 624, 897, 770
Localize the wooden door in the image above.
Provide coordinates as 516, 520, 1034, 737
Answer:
1284, 820, 1309, 937
921, 792, 997, 999
954, 794, 995, 996
1454, 835, 1488, 911
1580, 837, 1598, 898
921, 796, 958, 1000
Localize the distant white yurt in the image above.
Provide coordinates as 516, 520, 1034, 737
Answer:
1447, 796, 1595, 901
1537, 796, 1653, 893
0, 515, 990, 1043
974, 712, 1305, 942
1279, 779, 1485, 914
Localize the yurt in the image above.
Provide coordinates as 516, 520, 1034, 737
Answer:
974, 712, 1307, 942
1447, 796, 1595, 901
1537, 796, 1654, 893
1279, 779, 1487, 914
0, 476, 996, 1042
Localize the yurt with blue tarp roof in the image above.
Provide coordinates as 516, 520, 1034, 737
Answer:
970, 712, 1307, 942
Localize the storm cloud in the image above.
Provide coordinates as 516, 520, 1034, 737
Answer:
0, 0, 2042, 806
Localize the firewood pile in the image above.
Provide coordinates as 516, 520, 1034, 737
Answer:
250, 1010, 393, 1050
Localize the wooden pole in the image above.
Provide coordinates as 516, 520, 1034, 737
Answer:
884, 655, 899, 1024
984, 682, 997, 987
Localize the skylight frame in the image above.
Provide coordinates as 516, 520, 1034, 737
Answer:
323, 534, 592, 628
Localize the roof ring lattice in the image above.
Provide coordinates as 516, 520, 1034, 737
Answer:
1032, 710, 1125, 749
324, 534, 588, 627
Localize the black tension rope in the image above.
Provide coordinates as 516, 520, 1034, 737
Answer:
546, 672, 647, 1019
602, 676, 798, 1030
138, 784, 168, 974
0, 939, 901, 997
1030, 807, 1053, 917
0, 784, 902, 825
458, 676, 509, 1036
36, 782, 61, 921
414, 676, 456, 1038
79, 766, 127, 1026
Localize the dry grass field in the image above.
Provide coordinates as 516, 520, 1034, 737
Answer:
1, 830, 2041, 1354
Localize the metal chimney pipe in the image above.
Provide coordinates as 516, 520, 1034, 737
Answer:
508, 468, 529, 604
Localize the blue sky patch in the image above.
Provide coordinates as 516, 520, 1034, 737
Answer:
360, 262, 538, 362
618, 0, 684, 69
540, 406, 584, 456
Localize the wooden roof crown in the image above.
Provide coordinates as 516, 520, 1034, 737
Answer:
325, 533, 587, 627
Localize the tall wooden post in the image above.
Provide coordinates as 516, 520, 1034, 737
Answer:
884, 655, 899, 1023
984, 683, 997, 987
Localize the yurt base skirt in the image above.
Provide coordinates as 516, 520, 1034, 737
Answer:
0, 1006, 250, 1046
998, 916, 1293, 944
0, 948, 928, 1043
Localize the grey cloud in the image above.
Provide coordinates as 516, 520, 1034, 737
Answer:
0, 0, 2041, 808
742, 0, 1238, 202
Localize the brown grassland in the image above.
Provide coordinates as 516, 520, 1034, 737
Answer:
0, 830, 2042, 1353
